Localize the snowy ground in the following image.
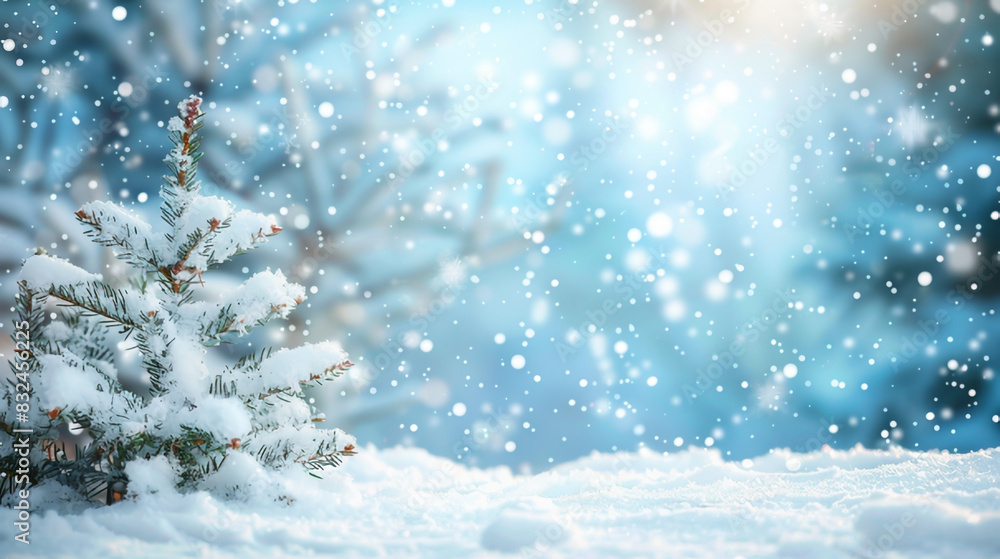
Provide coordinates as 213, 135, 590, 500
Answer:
3, 445, 999, 558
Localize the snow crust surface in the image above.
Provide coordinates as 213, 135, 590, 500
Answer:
3, 445, 998, 558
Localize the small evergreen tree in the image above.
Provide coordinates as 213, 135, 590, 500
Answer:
1, 96, 356, 504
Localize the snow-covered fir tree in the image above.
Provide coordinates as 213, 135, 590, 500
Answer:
0, 95, 356, 505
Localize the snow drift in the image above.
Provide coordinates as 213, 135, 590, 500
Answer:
3, 444, 998, 558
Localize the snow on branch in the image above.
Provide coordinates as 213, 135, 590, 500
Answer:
187, 269, 305, 343
75, 201, 164, 271
34, 351, 142, 432
48, 281, 154, 331
168, 200, 282, 286
245, 426, 357, 472
209, 208, 282, 263
20, 252, 102, 291
217, 341, 354, 400
168, 194, 232, 283
257, 341, 353, 389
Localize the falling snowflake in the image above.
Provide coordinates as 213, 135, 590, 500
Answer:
895, 106, 933, 147
438, 256, 468, 288
40, 66, 76, 98
815, 13, 846, 39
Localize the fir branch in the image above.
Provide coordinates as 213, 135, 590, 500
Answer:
11, 281, 46, 373
166, 215, 227, 293
159, 95, 207, 291
16, 280, 46, 333
196, 271, 306, 343
171, 426, 229, 484
198, 303, 239, 344
133, 315, 171, 397
218, 342, 352, 401
54, 350, 141, 413
232, 347, 275, 372
300, 435, 358, 471
206, 212, 284, 266
160, 96, 204, 204
62, 312, 116, 363
74, 201, 162, 272
208, 375, 238, 398
173, 217, 224, 268
267, 357, 354, 398
47, 281, 144, 331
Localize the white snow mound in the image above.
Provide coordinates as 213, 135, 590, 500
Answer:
2, 444, 998, 558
